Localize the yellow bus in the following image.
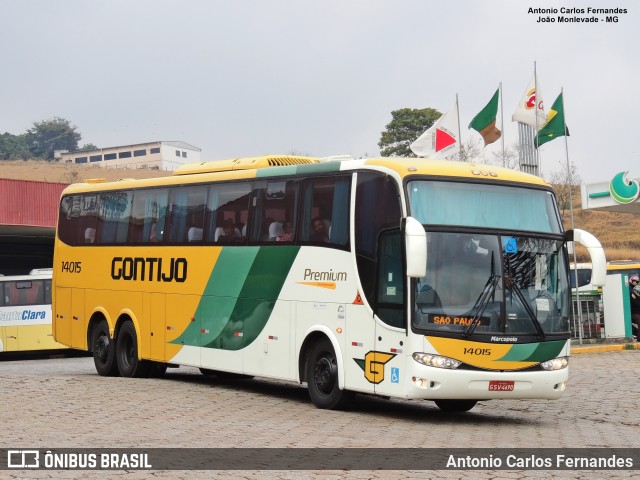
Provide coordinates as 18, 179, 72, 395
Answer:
1, 269, 66, 353
52, 155, 605, 411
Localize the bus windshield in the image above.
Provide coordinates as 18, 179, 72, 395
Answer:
407, 180, 562, 233
413, 232, 570, 336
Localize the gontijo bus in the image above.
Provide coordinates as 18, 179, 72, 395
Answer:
52, 155, 606, 412
1, 269, 66, 353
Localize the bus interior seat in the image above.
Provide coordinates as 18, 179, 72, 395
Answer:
187, 227, 203, 242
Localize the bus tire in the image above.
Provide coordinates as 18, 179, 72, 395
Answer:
434, 400, 477, 412
307, 338, 353, 410
92, 319, 118, 377
115, 321, 151, 378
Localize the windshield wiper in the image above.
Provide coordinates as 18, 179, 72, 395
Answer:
504, 256, 546, 339
463, 273, 500, 337
508, 285, 546, 339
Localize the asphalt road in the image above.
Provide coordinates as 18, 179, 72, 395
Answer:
1, 350, 639, 479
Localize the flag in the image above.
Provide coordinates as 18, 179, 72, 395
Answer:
469, 88, 501, 146
410, 103, 459, 158
535, 93, 569, 148
512, 74, 546, 129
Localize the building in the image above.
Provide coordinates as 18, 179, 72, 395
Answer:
0, 179, 67, 275
56, 141, 201, 171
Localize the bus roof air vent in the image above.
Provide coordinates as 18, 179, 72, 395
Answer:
173, 155, 320, 175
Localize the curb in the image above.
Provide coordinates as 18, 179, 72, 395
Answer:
571, 343, 640, 354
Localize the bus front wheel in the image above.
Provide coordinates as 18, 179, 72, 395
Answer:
434, 400, 477, 412
306, 338, 353, 410
92, 320, 118, 377
116, 321, 150, 378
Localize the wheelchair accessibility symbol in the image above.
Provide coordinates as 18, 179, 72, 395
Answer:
502, 237, 518, 254
391, 367, 400, 384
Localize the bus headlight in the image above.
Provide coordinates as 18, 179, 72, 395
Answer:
540, 356, 569, 371
412, 352, 461, 369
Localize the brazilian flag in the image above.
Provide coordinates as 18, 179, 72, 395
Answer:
535, 93, 569, 148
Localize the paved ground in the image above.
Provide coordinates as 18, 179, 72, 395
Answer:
1, 349, 639, 479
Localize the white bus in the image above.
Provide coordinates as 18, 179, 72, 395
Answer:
53, 155, 606, 412
0, 269, 66, 353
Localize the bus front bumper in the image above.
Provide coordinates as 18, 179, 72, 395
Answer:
405, 363, 569, 401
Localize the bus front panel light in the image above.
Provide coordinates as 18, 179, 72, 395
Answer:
540, 356, 569, 371
412, 352, 461, 369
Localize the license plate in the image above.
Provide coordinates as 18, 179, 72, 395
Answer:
488, 380, 515, 391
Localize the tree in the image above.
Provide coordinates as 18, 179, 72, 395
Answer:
549, 160, 582, 216
458, 137, 484, 163
26, 117, 81, 160
79, 143, 98, 151
378, 108, 441, 157
0, 132, 30, 160
488, 143, 520, 170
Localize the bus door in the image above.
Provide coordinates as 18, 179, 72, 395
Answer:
373, 230, 407, 397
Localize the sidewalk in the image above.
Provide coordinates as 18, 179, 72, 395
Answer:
571, 342, 640, 354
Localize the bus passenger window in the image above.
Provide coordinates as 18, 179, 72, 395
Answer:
206, 183, 250, 243
97, 191, 132, 244
165, 186, 206, 244
247, 180, 299, 244
129, 188, 169, 244
300, 176, 350, 246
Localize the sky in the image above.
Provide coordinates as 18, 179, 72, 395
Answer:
1, 0, 637, 184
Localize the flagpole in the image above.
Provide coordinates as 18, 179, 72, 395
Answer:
534, 61, 542, 176
560, 87, 584, 345
455, 94, 463, 161
499, 81, 505, 167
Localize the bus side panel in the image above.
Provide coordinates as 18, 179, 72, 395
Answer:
243, 300, 292, 380
343, 303, 376, 394
71, 288, 86, 349
1, 325, 18, 352
53, 287, 73, 348
165, 293, 201, 365
147, 292, 166, 362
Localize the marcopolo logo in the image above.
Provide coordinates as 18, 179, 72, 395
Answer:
609, 171, 640, 204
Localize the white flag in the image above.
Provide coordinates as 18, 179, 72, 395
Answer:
410, 103, 459, 158
512, 74, 546, 129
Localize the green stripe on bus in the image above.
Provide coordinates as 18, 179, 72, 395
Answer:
256, 161, 342, 178
524, 340, 566, 362
497, 339, 566, 362
203, 245, 300, 350
171, 247, 259, 347
588, 191, 610, 198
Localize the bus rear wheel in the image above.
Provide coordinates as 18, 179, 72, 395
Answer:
434, 400, 477, 412
116, 321, 150, 378
92, 320, 118, 377
307, 338, 353, 410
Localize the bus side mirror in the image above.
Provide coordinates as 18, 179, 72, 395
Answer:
404, 217, 427, 278
566, 229, 606, 287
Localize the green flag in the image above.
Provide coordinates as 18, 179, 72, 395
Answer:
469, 88, 501, 146
535, 93, 569, 148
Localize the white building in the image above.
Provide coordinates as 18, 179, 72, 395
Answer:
56, 141, 201, 171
